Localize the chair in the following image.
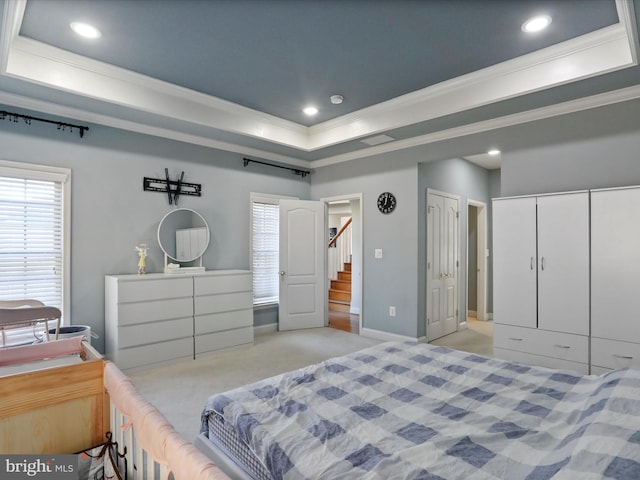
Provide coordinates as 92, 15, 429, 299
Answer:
0, 300, 62, 347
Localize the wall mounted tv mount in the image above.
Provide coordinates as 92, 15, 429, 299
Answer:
143, 168, 202, 205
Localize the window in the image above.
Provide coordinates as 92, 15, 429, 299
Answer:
0, 160, 70, 326
250, 193, 295, 306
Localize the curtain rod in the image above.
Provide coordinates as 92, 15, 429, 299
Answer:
243, 157, 310, 178
0, 110, 89, 138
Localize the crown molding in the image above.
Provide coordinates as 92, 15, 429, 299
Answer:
311, 83, 640, 168
0, 0, 637, 163
308, 23, 635, 149
0, 90, 312, 169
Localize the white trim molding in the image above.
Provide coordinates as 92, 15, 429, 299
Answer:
361, 327, 419, 343
0, 0, 637, 166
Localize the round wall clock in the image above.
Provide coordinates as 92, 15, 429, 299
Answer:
377, 192, 397, 214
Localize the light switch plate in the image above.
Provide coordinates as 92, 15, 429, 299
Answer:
374, 248, 383, 259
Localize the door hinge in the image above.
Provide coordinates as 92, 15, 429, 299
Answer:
456, 211, 459, 218
456, 260, 459, 268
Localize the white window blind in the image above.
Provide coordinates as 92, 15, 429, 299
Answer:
251, 201, 279, 305
0, 173, 64, 310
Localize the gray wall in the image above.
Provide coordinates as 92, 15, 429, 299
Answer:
418, 158, 495, 337
312, 148, 497, 340
0, 105, 310, 352
311, 152, 419, 337
501, 128, 640, 195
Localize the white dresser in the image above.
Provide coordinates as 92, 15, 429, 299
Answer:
105, 270, 253, 370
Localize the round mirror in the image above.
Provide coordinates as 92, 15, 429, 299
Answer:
157, 208, 210, 262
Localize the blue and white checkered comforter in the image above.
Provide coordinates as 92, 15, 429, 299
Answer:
201, 342, 640, 479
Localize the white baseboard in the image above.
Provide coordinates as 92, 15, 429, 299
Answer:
349, 306, 361, 315
254, 323, 278, 336
361, 327, 418, 343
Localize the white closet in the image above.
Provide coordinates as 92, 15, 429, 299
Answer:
591, 186, 640, 373
493, 192, 590, 373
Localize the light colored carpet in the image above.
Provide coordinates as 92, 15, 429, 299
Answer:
128, 322, 493, 442
128, 327, 381, 441
431, 318, 494, 357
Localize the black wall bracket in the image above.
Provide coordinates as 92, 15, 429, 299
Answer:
143, 169, 201, 205
243, 157, 310, 178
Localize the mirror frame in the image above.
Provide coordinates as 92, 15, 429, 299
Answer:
157, 208, 210, 263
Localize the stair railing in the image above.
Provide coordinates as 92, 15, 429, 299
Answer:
328, 217, 352, 281
328, 217, 352, 248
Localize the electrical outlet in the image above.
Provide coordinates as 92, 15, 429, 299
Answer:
389, 306, 396, 317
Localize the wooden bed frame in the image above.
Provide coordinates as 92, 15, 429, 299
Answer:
0, 340, 108, 454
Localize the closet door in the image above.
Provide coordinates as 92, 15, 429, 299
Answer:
592, 187, 640, 344
493, 197, 537, 328
537, 193, 589, 335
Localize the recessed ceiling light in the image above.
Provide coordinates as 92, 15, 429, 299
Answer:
521, 15, 552, 33
330, 95, 344, 105
303, 106, 319, 116
488, 149, 501, 156
70, 21, 102, 39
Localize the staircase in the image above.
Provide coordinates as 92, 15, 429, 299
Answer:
329, 262, 351, 312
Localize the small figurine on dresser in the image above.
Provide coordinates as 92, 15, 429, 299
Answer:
135, 243, 149, 274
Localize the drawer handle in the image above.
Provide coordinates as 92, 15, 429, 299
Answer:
554, 344, 571, 349
508, 337, 523, 341
613, 354, 633, 360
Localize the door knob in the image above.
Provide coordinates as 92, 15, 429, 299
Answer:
279, 271, 286, 276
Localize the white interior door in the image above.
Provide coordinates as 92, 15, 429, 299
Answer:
279, 199, 326, 331
426, 192, 459, 342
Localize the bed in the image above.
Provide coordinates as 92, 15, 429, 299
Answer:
198, 341, 640, 479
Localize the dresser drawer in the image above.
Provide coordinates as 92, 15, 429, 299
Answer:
118, 317, 192, 348
195, 326, 253, 355
109, 338, 193, 370
494, 324, 588, 364
494, 348, 589, 375
194, 273, 251, 295
195, 291, 252, 315
117, 277, 192, 303
117, 297, 193, 325
591, 337, 640, 370
195, 309, 253, 335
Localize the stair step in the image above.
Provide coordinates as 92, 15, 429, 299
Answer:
331, 279, 351, 292
328, 301, 351, 313
344, 262, 351, 272
337, 271, 351, 281
329, 289, 351, 302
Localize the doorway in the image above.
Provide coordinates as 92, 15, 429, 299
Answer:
467, 200, 488, 323
322, 193, 363, 335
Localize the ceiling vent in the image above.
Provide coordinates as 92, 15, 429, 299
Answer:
361, 134, 395, 146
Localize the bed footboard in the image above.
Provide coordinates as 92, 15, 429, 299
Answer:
104, 362, 230, 480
